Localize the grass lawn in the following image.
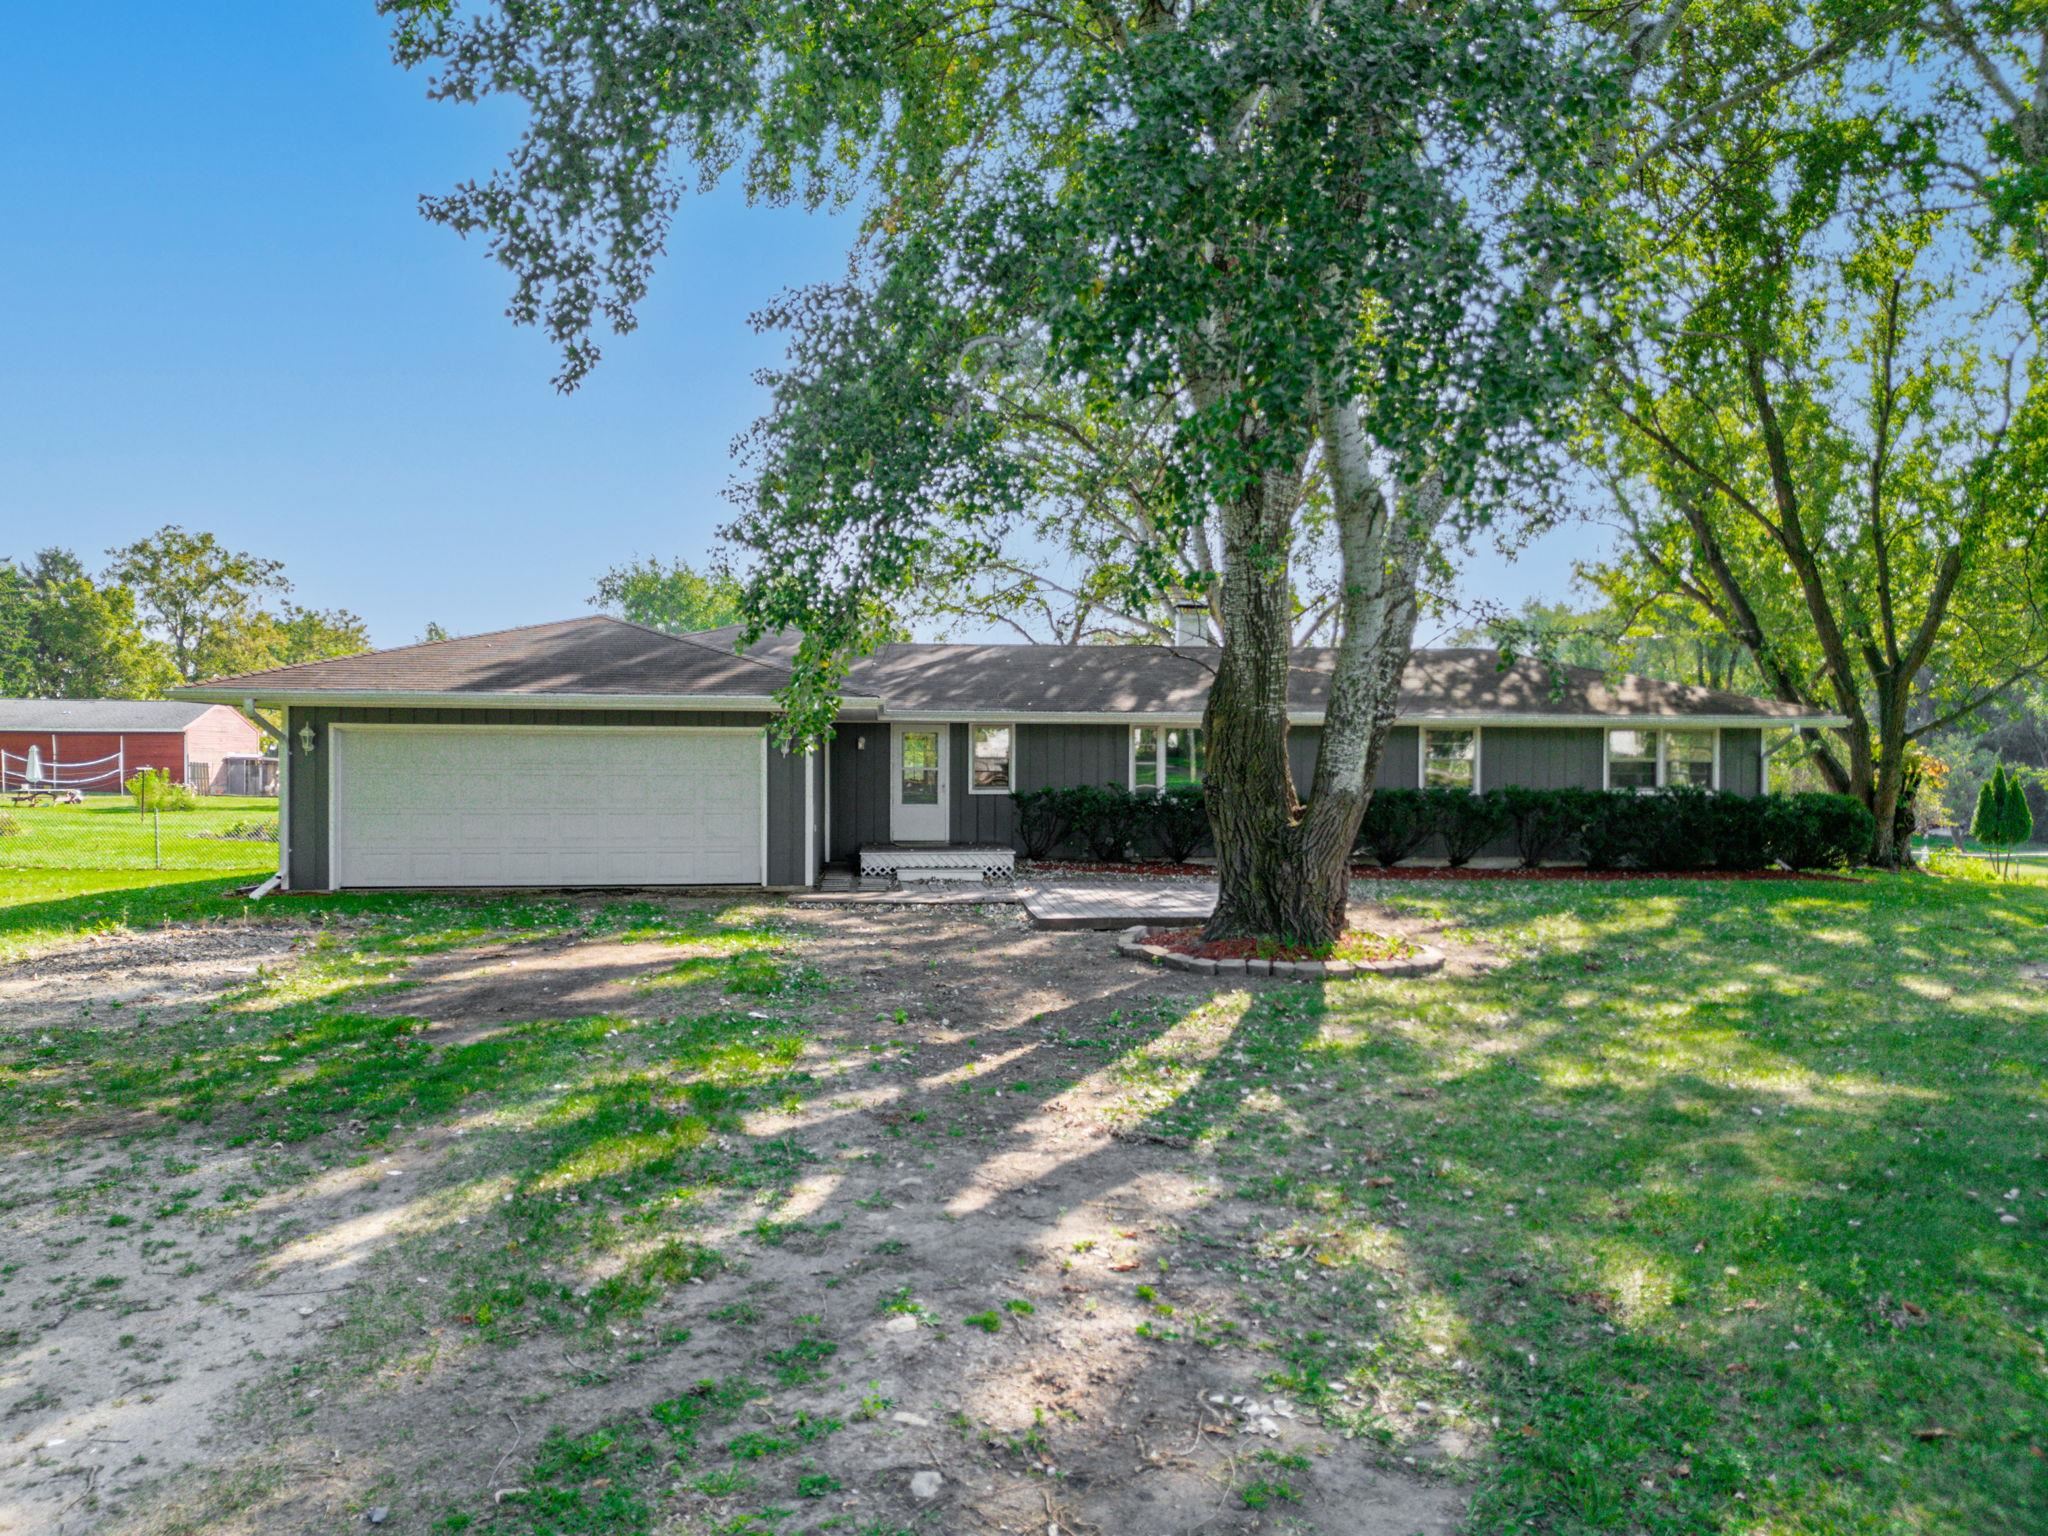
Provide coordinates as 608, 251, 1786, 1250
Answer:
1914, 832, 2048, 863
0, 793, 280, 873
1, 868, 2045, 1532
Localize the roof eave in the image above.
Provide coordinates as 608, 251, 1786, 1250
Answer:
875, 707, 1848, 728
172, 687, 880, 714
169, 687, 1841, 730
1388, 711, 1849, 730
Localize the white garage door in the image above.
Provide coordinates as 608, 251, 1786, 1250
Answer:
332, 726, 763, 888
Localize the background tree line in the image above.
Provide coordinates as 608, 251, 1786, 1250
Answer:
0, 526, 369, 699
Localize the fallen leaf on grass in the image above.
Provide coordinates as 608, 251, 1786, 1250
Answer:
1914, 1427, 1953, 1443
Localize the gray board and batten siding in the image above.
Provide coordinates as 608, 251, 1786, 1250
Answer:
826, 720, 1128, 862
281, 706, 810, 891
284, 709, 1767, 888
826, 718, 1764, 865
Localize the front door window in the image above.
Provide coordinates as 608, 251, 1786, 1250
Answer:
900, 731, 940, 804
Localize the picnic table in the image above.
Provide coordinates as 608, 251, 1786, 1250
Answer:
8, 786, 84, 806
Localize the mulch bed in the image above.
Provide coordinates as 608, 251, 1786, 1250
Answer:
1352, 865, 1859, 884
1022, 860, 1857, 884
1143, 925, 1420, 965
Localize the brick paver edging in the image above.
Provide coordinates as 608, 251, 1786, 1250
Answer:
1115, 925, 1446, 980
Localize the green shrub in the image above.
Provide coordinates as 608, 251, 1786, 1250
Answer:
1067, 783, 1148, 862
1496, 785, 1592, 867
124, 767, 197, 812
1357, 788, 1433, 867
1705, 791, 1771, 871
1581, 791, 1662, 870
1655, 784, 1721, 870
1148, 784, 1210, 863
1971, 762, 2035, 877
217, 817, 280, 843
1010, 787, 1077, 860
1927, 845, 2001, 883
1426, 787, 1511, 867
1581, 787, 1717, 871
1765, 792, 1874, 870
1026, 775, 1874, 873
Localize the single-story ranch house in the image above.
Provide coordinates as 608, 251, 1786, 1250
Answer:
178, 616, 1843, 891
0, 698, 269, 797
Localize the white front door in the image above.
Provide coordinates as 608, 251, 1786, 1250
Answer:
889, 724, 950, 842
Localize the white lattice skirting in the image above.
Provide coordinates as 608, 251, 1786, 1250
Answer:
859, 845, 1016, 884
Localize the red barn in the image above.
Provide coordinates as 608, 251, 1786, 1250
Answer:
0, 699, 268, 796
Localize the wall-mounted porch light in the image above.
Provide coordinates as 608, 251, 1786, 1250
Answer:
298, 723, 316, 756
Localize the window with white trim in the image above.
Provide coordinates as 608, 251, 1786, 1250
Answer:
1132, 726, 1203, 792
1666, 729, 1717, 787
970, 724, 1012, 792
1607, 728, 1719, 791
1606, 729, 1659, 791
1421, 728, 1477, 790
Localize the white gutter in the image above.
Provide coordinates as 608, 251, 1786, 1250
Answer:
172, 687, 885, 714
170, 689, 1843, 733
239, 698, 285, 739
886, 708, 1849, 730
1387, 711, 1849, 730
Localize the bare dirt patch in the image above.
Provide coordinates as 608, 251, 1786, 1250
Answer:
7, 901, 1480, 1535
0, 926, 314, 1034
359, 934, 720, 1040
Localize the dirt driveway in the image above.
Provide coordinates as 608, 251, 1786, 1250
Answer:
0, 899, 1472, 1536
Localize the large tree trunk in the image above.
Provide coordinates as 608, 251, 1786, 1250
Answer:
1868, 680, 1912, 867
1203, 397, 1436, 947
1204, 467, 1327, 940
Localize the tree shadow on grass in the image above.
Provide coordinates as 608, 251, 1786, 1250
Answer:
1141, 872, 2048, 1532
13, 896, 1390, 1535
19, 875, 2047, 1535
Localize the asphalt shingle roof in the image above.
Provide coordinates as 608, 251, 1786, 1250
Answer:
185, 617, 794, 701
698, 627, 1819, 721
0, 698, 223, 732
183, 616, 1822, 723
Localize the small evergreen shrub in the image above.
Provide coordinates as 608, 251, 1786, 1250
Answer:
1022, 775, 1873, 873
1497, 784, 1594, 868
2006, 769, 2037, 851
1427, 787, 1511, 867
1705, 791, 1771, 871
1577, 787, 1718, 870
1148, 784, 1211, 863
1763, 792, 1874, 870
1010, 787, 1077, 860
1357, 788, 1433, 867
1067, 783, 1148, 862
1580, 791, 1667, 870
1971, 762, 2035, 877
1652, 784, 1721, 870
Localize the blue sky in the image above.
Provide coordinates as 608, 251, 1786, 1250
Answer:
1, 3, 1587, 648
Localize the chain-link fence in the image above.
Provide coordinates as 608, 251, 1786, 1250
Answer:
0, 795, 280, 873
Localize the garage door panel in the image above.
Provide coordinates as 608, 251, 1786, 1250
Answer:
334, 728, 764, 887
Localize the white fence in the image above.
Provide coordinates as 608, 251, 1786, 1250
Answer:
0, 747, 128, 794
